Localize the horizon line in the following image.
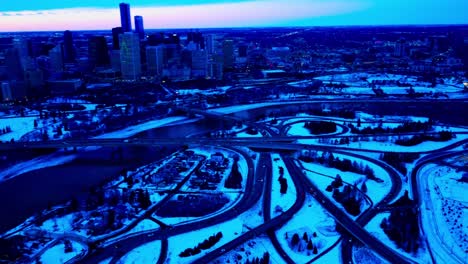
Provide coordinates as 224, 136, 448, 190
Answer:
1, 23, 467, 34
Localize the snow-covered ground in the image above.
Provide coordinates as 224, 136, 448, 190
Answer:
353, 245, 390, 264
117, 240, 161, 264
418, 163, 468, 264
0, 153, 77, 182
214, 237, 285, 264
40, 240, 86, 264
0, 116, 37, 141
236, 131, 262, 138
270, 154, 297, 217
127, 219, 159, 233
167, 218, 244, 263
167, 189, 264, 263
276, 194, 339, 262
365, 213, 431, 263
298, 134, 468, 153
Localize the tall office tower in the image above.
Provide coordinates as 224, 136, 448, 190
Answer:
238, 44, 248, 58
119, 3, 132, 32
119, 32, 141, 79
88, 36, 110, 69
207, 54, 223, 80
146, 45, 164, 76
5, 48, 24, 81
111, 50, 121, 71
394, 39, 406, 57
191, 50, 207, 78
112, 27, 123, 50
222, 39, 235, 70
63, 30, 75, 63
49, 45, 64, 74
134, 16, 145, 40
204, 34, 216, 54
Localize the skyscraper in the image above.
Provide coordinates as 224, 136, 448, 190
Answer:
222, 40, 235, 70
63, 30, 75, 63
112, 27, 123, 50
119, 3, 132, 32
134, 16, 145, 40
88, 36, 110, 69
146, 45, 164, 76
119, 32, 141, 80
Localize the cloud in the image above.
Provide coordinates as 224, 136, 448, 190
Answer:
0, 0, 369, 31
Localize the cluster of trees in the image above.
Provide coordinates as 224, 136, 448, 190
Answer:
129, 189, 152, 209
289, 231, 319, 255
278, 166, 288, 194
325, 175, 365, 216
245, 127, 259, 135
244, 252, 270, 264
225, 160, 243, 189
303, 121, 337, 135
306, 109, 355, 119
179, 232, 223, 257
349, 120, 433, 135
300, 151, 378, 181
380, 191, 421, 253
395, 131, 454, 146
380, 153, 420, 175
0, 126, 12, 135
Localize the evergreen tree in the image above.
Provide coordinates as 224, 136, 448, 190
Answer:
291, 233, 300, 246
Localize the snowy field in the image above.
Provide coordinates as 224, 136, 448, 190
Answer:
418, 163, 468, 264
117, 240, 161, 264
298, 134, 468, 153
214, 237, 285, 264
270, 154, 297, 217
0, 116, 37, 141
276, 194, 339, 262
0, 153, 77, 182
40, 240, 86, 264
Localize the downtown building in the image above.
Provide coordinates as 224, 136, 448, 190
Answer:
119, 32, 141, 80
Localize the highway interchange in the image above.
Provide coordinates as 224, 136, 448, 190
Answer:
4, 99, 468, 264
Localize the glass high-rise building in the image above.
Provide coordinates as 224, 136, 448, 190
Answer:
63, 30, 75, 63
119, 3, 132, 32
119, 32, 141, 80
112, 27, 123, 50
134, 16, 145, 40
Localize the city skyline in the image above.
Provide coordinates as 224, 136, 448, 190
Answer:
0, 0, 467, 32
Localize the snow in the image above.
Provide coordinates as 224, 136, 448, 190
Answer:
312, 241, 341, 264
298, 134, 468, 153
41, 213, 75, 233
117, 240, 161, 264
270, 154, 297, 217
236, 131, 262, 138
215, 237, 285, 264
276, 194, 339, 263
0, 153, 77, 182
0, 116, 36, 141
353, 246, 390, 264
332, 153, 392, 205
94, 116, 190, 139
418, 163, 468, 264
167, 218, 244, 264
40, 241, 86, 264
365, 213, 431, 263
127, 219, 160, 233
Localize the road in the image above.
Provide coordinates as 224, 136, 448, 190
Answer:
79, 147, 262, 264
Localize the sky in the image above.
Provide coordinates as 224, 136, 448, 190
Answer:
0, 0, 467, 32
